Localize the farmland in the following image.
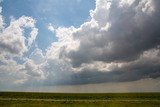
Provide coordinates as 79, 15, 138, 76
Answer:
0, 92, 160, 107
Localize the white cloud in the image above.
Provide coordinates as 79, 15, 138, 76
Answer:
119, 0, 135, 7
137, 0, 155, 15
24, 59, 44, 77
46, 26, 79, 59
0, 16, 3, 29
0, 57, 27, 86
90, 0, 111, 27
47, 23, 55, 33
30, 48, 45, 64
0, 2, 4, 30
0, 1, 40, 88
0, 16, 38, 56
28, 28, 38, 47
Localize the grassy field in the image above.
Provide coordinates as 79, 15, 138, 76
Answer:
0, 92, 160, 107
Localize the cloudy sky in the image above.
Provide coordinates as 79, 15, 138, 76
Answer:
0, 0, 160, 92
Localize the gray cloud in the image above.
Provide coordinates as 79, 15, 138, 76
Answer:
65, 48, 160, 85
27, 48, 160, 86
41, 0, 160, 86
68, 0, 160, 67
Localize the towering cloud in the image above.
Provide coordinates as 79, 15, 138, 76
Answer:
45, 0, 160, 84
67, 0, 160, 67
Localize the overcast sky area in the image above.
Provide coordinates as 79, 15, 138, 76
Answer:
0, 0, 160, 92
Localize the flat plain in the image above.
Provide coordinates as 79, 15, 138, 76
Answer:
0, 92, 160, 107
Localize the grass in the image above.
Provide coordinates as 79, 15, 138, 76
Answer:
0, 92, 160, 107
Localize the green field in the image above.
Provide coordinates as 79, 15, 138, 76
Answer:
0, 92, 160, 107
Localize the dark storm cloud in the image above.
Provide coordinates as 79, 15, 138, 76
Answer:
66, 48, 160, 85
37, 65, 160, 86
68, 0, 160, 67
52, 55, 160, 85
29, 48, 160, 86
70, 69, 160, 85
39, 0, 160, 86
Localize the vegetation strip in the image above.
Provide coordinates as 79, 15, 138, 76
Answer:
0, 98, 160, 102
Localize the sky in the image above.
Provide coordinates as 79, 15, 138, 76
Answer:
0, 0, 160, 92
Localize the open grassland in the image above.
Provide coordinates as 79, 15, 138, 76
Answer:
0, 92, 160, 107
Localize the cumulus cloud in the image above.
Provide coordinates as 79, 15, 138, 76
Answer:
67, 0, 160, 67
23, 59, 44, 77
0, 1, 40, 88
0, 16, 38, 56
46, 26, 79, 60
30, 48, 45, 64
28, 27, 38, 48
44, 0, 160, 85
47, 23, 55, 33
0, 55, 27, 86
